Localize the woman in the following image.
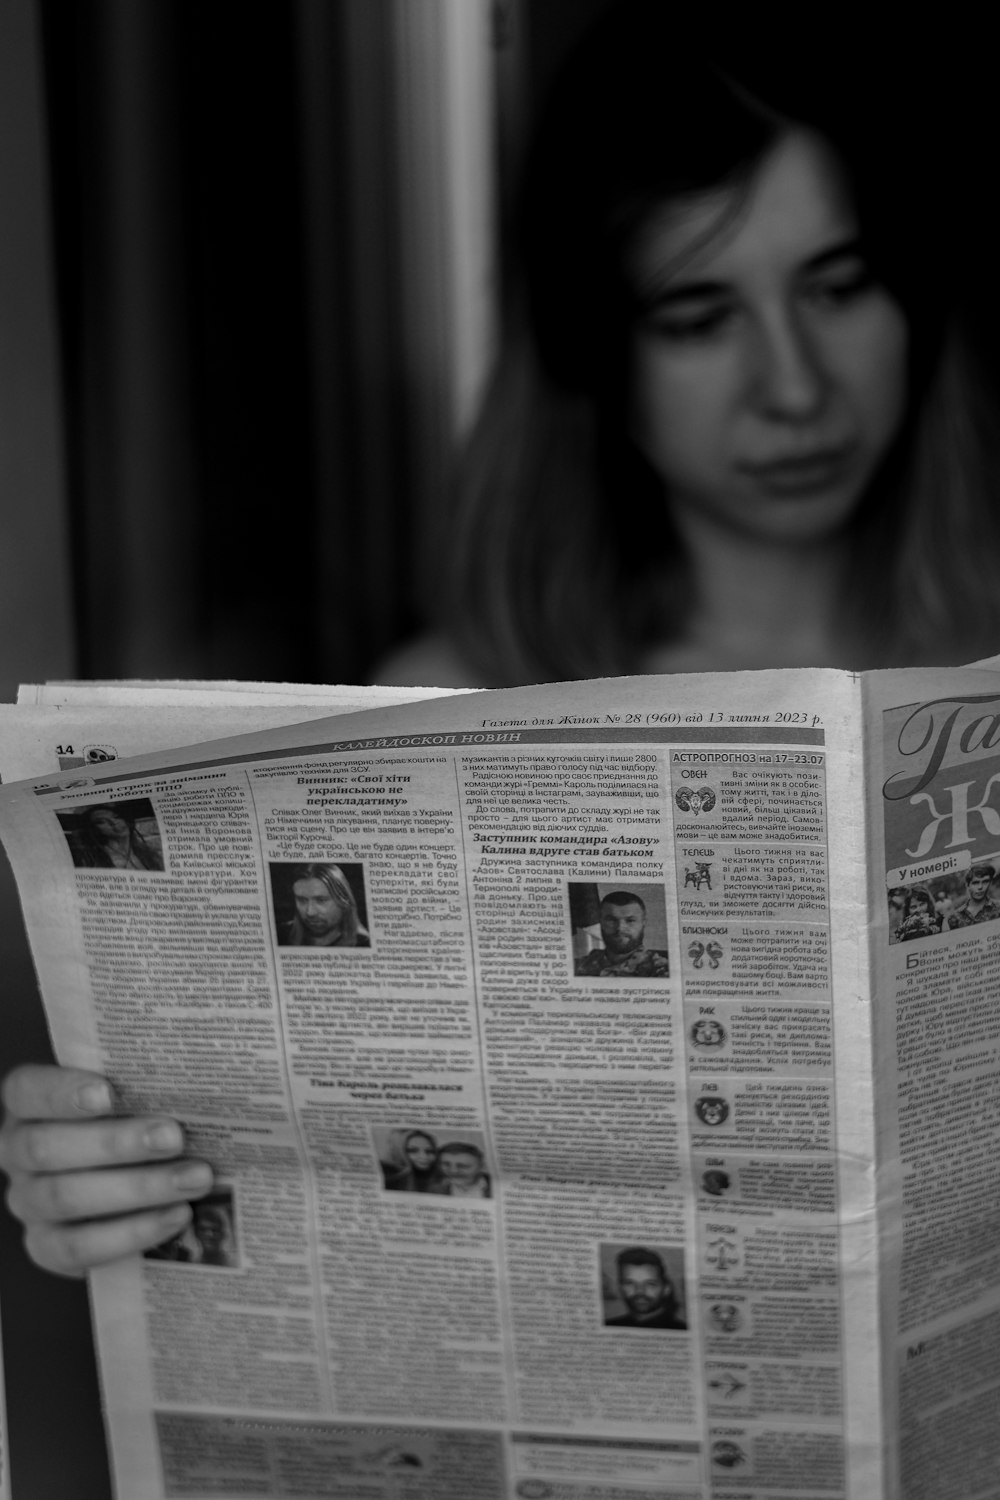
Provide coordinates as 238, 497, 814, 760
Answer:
381, 1129, 440, 1193
75, 804, 164, 871
894, 888, 942, 943
2, 4, 998, 1275
381, 4, 1000, 687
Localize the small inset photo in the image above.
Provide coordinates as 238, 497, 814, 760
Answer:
599, 1242, 687, 1331
569, 881, 669, 978
270, 861, 371, 949
56, 798, 165, 871
888, 863, 1000, 944
145, 1188, 239, 1269
374, 1126, 491, 1200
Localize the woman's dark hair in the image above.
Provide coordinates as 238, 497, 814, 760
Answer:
433, 2, 1000, 683
78, 802, 162, 870
403, 1130, 437, 1157
383, 1128, 439, 1180
83, 803, 127, 827
905, 887, 936, 917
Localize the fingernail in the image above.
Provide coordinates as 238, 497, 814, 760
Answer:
145, 1122, 182, 1153
75, 1082, 111, 1114
173, 1162, 213, 1193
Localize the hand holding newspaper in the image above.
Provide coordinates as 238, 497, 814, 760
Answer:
2, 668, 1000, 1500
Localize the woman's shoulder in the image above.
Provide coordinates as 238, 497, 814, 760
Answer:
371, 631, 490, 689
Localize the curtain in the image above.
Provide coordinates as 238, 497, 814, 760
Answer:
40, 0, 424, 684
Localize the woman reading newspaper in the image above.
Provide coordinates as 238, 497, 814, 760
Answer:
3, 5, 1000, 1271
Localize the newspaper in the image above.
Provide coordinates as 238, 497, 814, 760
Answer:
0, 1300, 8, 1500
13, 680, 473, 709
1, 667, 999, 1500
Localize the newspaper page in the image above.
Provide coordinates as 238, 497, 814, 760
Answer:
867, 669, 1000, 1500
0, 668, 881, 1499
0, 691, 468, 1492
0, 1300, 9, 1500
14, 681, 471, 708
0, 685, 466, 786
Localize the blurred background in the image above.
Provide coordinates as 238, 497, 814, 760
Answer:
0, 0, 612, 705
3, 0, 999, 705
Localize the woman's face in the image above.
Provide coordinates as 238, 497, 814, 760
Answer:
405, 1135, 436, 1171
89, 808, 129, 838
628, 129, 909, 547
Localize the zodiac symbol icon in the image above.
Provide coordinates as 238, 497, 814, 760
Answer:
676, 785, 716, 816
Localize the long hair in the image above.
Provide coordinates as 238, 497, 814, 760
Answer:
79, 803, 163, 871
381, 1128, 441, 1193
287, 862, 366, 945
433, 4, 1000, 683
383, 1128, 439, 1175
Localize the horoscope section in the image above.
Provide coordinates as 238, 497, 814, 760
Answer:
693, 1155, 837, 1215
680, 922, 830, 1001
688, 1080, 834, 1154
684, 1001, 832, 1075
674, 842, 828, 924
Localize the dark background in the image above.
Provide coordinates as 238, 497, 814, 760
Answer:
5, 1, 999, 688
3, 0, 613, 694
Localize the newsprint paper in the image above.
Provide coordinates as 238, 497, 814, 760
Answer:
0, 1299, 9, 1500
1, 667, 1000, 1500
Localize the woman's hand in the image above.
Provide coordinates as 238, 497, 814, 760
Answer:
0, 1064, 213, 1276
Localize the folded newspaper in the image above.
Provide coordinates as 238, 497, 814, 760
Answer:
1, 667, 999, 1500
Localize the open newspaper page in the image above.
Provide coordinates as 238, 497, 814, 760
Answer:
0, 669, 877, 1499
13, 681, 470, 709
0, 684, 468, 1497
0, 1301, 9, 1500
0, 684, 467, 786
865, 667, 1000, 1500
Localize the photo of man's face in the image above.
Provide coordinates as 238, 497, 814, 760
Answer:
292, 876, 344, 943
619, 1261, 669, 1319
968, 870, 992, 901
438, 1148, 481, 1189
600, 900, 645, 956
